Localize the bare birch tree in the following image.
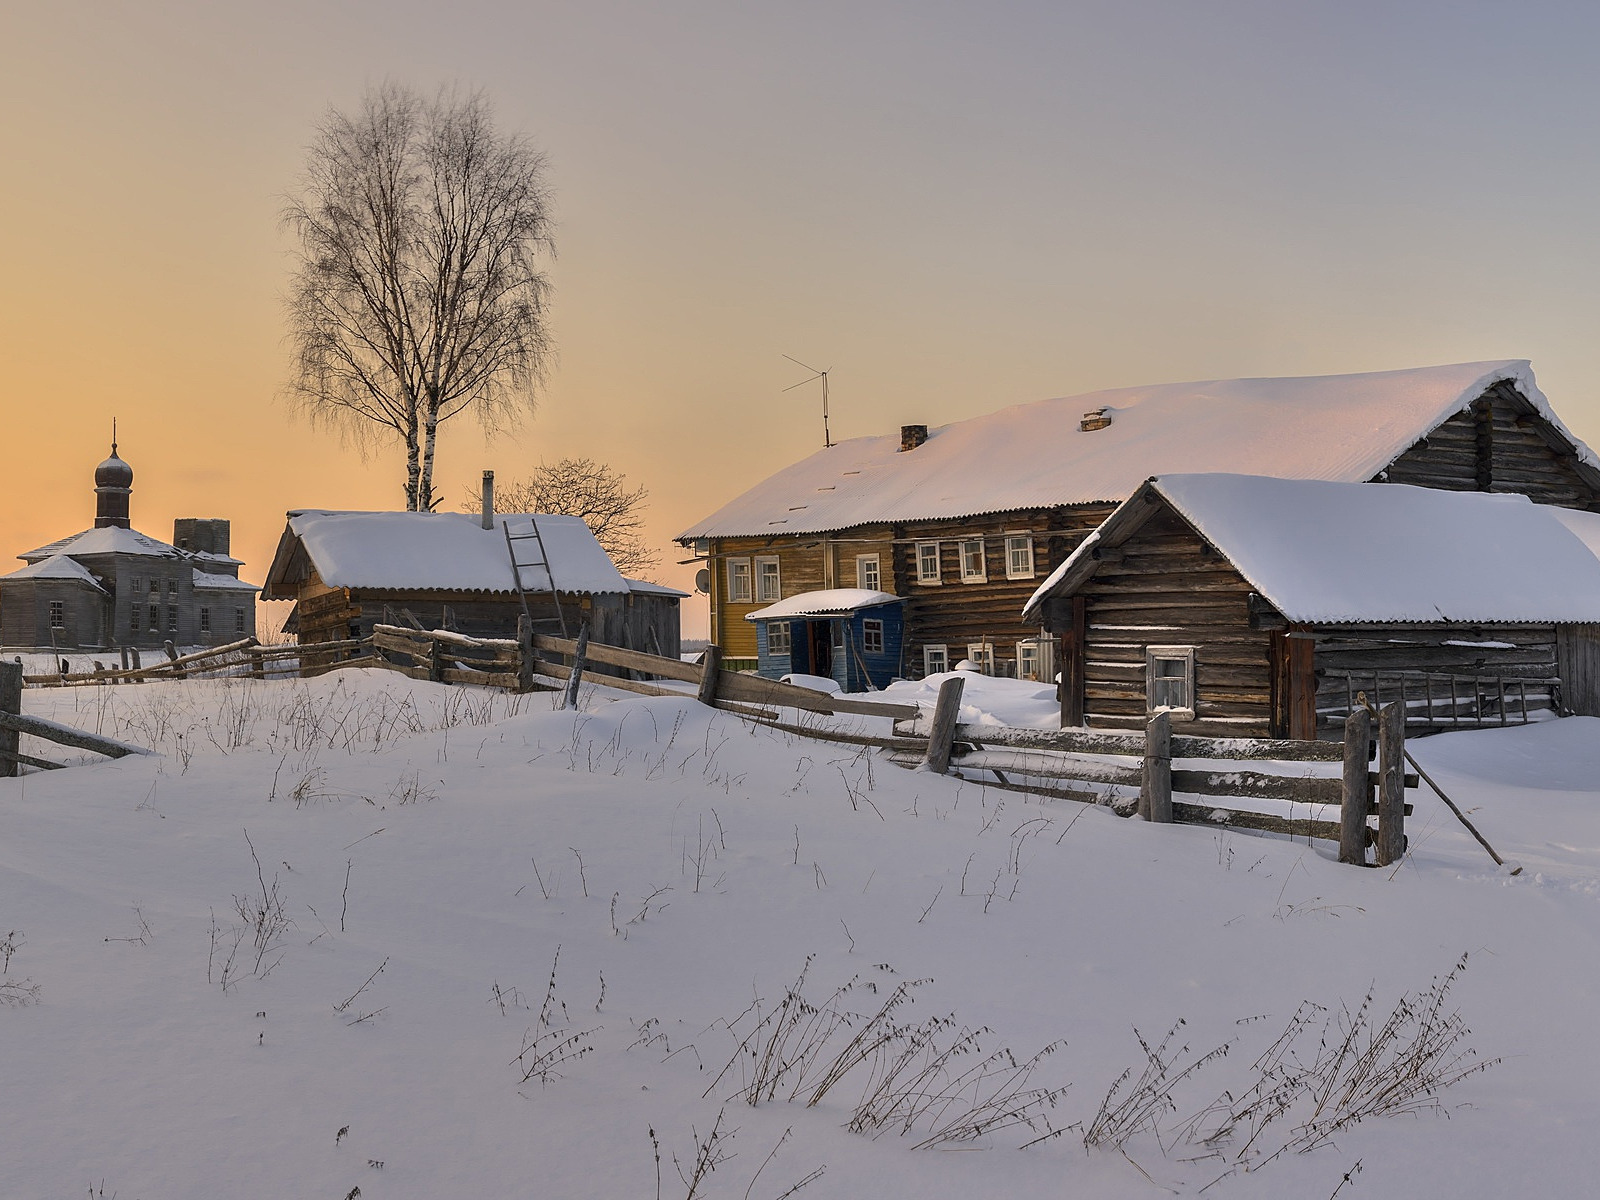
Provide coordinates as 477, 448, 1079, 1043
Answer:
283, 83, 554, 511
495, 458, 660, 578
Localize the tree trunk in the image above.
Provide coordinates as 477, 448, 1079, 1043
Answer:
404, 413, 423, 511
418, 391, 441, 512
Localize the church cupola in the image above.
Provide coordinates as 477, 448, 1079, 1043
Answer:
94, 439, 133, 529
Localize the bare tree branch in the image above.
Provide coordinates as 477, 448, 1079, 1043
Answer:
283, 83, 554, 511
492, 459, 660, 579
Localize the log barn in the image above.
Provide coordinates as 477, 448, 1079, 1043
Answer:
1021, 474, 1600, 737
262, 509, 682, 664
677, 360, 1600, 687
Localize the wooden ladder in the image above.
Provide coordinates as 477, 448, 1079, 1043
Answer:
502, 516, 568, 638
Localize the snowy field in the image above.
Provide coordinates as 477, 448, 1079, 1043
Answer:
3, 669, 1598, 1198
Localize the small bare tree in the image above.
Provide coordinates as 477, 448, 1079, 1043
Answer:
495, 458, 660, 578
283, 83, 554, 511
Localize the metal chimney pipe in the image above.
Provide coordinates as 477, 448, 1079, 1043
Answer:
481, 470, 495, 529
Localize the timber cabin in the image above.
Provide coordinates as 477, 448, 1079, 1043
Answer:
1020, 475, 1600, 737
262, 507, 683, 664
677, 360, 1600, 687
0, 442, 258, 651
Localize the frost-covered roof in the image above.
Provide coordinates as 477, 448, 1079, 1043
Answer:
626, 578, 690, 598
0, 554, 107, 591
20, 525, 180, 562
746, 588, 903, 621
681, 360, 1595, 538
267, 511, 629, 597
1024, 474, 1600, 625
192, 569, 260, 594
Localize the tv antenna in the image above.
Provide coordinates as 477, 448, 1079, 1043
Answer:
783, 355, 832, 448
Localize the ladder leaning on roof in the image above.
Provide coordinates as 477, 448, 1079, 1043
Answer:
502, 515, 569, 639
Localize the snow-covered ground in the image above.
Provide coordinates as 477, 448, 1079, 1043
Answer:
3, 669, 1598, 1198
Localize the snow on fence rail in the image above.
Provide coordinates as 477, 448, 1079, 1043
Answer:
0, 661, 151, 774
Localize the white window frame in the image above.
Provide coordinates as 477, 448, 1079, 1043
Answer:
726, 558, 752, 604
1146, 645, 1197, 720
960, 538, 987, 583
767, 620, 791, 656
755, 555, 782, 602
1016, 639, 1043, 682
966, 641, 995, 674
862, 618, 885, 655
923, 644, 949, 676
856, 554, 881, 591
1005, 534, 1035, 580
915, 540, 941, 585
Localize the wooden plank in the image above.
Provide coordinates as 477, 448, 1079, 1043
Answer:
1142, 711, 1172, 822
922, 675, 965, 774
1340, 709, 1371, 866
0, 747, 65, 771
531, 633, 702, 684
1169, 769, 1342, 806
0, 711, 150, 759
441, 668, 521, 690
0, 661, 20, 778
697, 643, 723, 706
953, 723, 1344, 762
372, 630, 430, 658
1171, 801, 1342, 844
1376, 702, 1406, 867
563, 621, 591, 710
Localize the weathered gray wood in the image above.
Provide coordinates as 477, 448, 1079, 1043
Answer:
1339, 708, 1371, 865
517, 615, 536, 693
562, 621, 592, 710
0, 748, 65, 771
1170, 800, 1343, 844
440, 668, 522, 690
953, 722, 1343, 762
0, 711, 150, 759
1376, 702, 1406, 867
533, 633, 702, 684
0, 661, 21, 779
921, 676, 966, 775
1405, 749, 1515, 871
697, 644, 723, 707
1141, 711, 1172, 822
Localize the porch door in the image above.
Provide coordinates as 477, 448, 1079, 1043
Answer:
806, 619, 833, 677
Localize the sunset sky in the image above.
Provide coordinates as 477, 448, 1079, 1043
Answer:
6, 1, 1600, 638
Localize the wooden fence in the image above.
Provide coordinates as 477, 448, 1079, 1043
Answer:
0, 660, 152, 775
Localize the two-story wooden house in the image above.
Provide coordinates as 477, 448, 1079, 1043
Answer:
677, 360, 1600, 687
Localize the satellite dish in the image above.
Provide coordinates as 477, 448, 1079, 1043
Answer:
695, 569, 711, 594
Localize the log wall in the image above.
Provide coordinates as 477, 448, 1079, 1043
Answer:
1557, 624, 1600, 718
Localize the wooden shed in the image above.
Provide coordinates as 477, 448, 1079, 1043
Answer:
745, 588, 906, 691
263, 510, 681, 664
1022, 474, 1600, 738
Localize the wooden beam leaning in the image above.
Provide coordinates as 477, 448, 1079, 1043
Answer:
1340, 708, 1372, 865
1376, 702, 1407, 867
921, 676, 966, 775
0, 661, 21, 779
1141, 711, 1173, 822
0, 711, 151, 759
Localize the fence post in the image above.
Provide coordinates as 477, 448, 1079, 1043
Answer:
697, 644, 723, 708
1140, 710, 1172, 822
1339, 708, 1371, 865
562, 621, 591, 711
0, 659, 21, 779
921, 675, 966, 774
163, 640, 185, 680
249, 647, 265, 681
516, 615, 536, 693
1376, 701, 1407, 867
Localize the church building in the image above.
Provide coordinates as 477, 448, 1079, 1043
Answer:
0, 442, 259, 651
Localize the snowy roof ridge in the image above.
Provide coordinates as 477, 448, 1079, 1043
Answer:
746, 588, 903, 621
270, 510, 630, 596
20, 525, 181, 562
679, 360, 1590, 539
0, 554, 107, 590
1026, 473, 1600, 625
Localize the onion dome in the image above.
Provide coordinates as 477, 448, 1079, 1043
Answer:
95, 445, 134, 490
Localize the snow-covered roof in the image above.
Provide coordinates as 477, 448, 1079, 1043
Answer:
192, 569, 260, 594
680, 360, 1597, 538
20, 525, 180, 562
268, 511, 630, 596
0, 554, 107, 591
746, 588, 903, 621
1024, 474, 1600, 625
626, 577, 690, 598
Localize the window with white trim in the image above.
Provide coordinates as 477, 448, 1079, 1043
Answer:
856, 554, 880, 591
915, 541, 941, 584
966, 642, 994, 674
1016, 639, 1043, 682
862, 619, 884, 655
49, 600, 64, 629
199, 606, 211, 633
755, 556, 781, 602
960, 539, 986, 583
1146, 646, 1196, 719
767, 621, 791, 656
166, 579, 178, 598
726, 558, 752, 603
1005, 534, 1034, 580
923, 644, 949, 676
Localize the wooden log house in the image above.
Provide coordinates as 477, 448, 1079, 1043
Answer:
263, 507, 682, 667
1021, 474, 1600, 737
677, 361, 1600, 687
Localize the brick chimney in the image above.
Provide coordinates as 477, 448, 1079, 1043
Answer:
899, 424, 928, 452
481, 470, 495, 529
